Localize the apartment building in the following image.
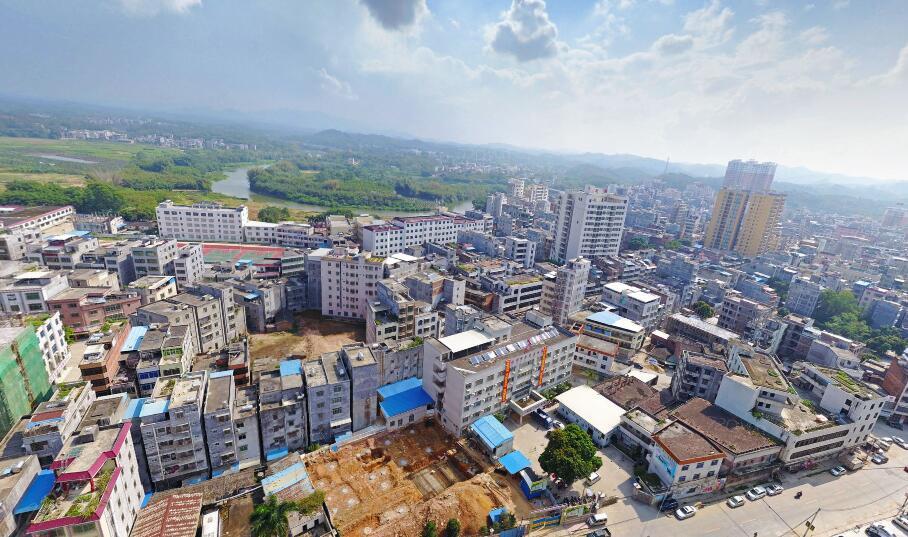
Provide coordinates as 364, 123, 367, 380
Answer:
551, 186, 628, 262
362, 214, 486, 257
47, 287, 141, 335
648, 421, 725, 499
0, 205, 74, 233
22, 382, 95, 465
67, 267, 119, 290
422, 315, 577, 435
403, 271, 465, 309
258, 359, 308, 461
76, 240, 138, 286
134, 287, 243, 354
0, 325, 52, 440
304, 353, 352, 443
340, 344, 381, 432
136, 372, 210, 488
32, 311, 70, 384
716, 348, 885, 467
128, 275, 178, 305
203, 371, 242, 476
74, 214, 125, 235
0, 455, 41, 537
723, 159, 777, 192
567, 310, 645, 360
0, 226, 42, 261
717, 293, 771, 340
503, 237, 536, 269
120, 324, 194, 396
320, 249, 385, 320
0, 270, 69, 314
26, 423, 143, 537
366, 279, 441, 345
79, 328, 128, 395
156, 200, 247, 242
485, 273, 544, 314
131, 238, 179, 278
786, 277, 823, 317
665, 313, 740, 348
174, 243, 205, 287
601, 281, 662, 331
233, 385, 261, 468
670, 350, 728, 402
540, 257, 590, 326
26, 230, 99, 269
704, 187, 785, 258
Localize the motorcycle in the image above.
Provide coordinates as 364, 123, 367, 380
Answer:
794, 491, 803, 499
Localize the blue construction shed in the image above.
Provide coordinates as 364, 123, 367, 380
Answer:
470, 416, 514, 457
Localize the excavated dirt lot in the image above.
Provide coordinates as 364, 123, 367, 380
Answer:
248, 311, 365, 364
305, 422, 516, 537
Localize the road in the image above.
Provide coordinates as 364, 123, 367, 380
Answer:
533, 423, 908, 537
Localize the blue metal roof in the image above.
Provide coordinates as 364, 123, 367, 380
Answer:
124, 398, 147, 420
279, 359, 302, 377
470, 416, 513, 450
586, 310, 644, 333
499, 450, 531, 475
488, 507, 507, 524
139, 399, 170, 418
261, 461, 315, 496
13, 470, 55, 515
210, 370, 234, 379
26, 416, 64, 430
379, 383, 433, 418
121, 326, 149, 353
141, 492, 154, 508
377, 377, 422, 398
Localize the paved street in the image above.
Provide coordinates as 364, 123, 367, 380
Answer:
511, 418, 908, 537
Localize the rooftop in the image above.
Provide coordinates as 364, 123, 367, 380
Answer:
437, 329, 494, 355
595, 376, 657, 410
584, 310, 645, 333
671, 398, 780, 455
654, 422, 724, 463
555, 385, 624, 436
813, 366, 883, 400
740, 353, 789, 391
131, 492, 203, 537
448, 322, 570, 372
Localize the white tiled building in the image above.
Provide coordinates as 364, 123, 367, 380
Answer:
320, 250, 385, 319
540, 257, 590, 326
601, 281, 662, 331
362, 214, 487, 257
552, 186, 628, 262
33, 311, 70, 383
174, 243, 205, 287
156, 201, 248, 243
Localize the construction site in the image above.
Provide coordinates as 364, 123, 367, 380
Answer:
305, 420, 520, 537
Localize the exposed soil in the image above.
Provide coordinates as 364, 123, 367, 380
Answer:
248, 311, 365, 368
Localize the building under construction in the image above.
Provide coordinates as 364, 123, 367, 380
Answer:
0, 325, 52, 439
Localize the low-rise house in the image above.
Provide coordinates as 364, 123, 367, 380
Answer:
648, 421, 725, 499
669, 350, 728, 403
128, 275, 178, 305
555, 385, 624, 447
22, 382, 95, 466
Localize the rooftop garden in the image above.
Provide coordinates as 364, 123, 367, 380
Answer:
55, 382, 85, 399
36, 462, 116, 523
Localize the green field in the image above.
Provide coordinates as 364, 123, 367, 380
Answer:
0, 137, 174, 163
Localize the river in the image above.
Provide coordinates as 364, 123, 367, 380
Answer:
212, 167, 474, 217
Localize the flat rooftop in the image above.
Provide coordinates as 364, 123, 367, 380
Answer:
655, 422, 723, 463
740, 354, 789, 391
671, 398, 780, 455
584, 310, 645, 333
448, 322, 571, 372
595, 376, 657, 410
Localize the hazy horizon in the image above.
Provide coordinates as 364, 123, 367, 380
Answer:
1, 0, 907, 181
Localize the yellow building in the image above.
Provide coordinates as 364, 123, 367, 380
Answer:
704, 189, 785, 257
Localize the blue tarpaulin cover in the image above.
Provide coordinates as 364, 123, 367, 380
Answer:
378, 377, 433, 418
13, 470, 55, 514
279, 359, 302, 377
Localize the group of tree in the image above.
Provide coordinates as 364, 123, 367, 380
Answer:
626, 237, 650, 251
692, 300, 715, 320
422, 519, 461, 537
250, 491, 325, 537
539, 424, 602, 484
814, 290, 908, 357
256, 206, 291, 223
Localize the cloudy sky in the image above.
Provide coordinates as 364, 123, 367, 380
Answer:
1, 0, 907, 180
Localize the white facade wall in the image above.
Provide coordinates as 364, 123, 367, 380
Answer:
156, 201, 247, 242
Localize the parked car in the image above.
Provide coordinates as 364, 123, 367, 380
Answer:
865, 523, 896, 537
586, 472, 601, 485
894, 437, 908, 449
552, 420, 565, 430
894, 516, 908, 532
746, 486, 767, 500
765, 484, 783, 496
586, 513, 608, 527
534, 409, 554, 428
675, 506, 697, 520
586, 530, 612, 537
830, 466, 847, 476
871, 454, 888, 465
726, 496, 745, 508
660, 498, 679, 512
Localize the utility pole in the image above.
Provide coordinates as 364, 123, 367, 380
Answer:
900, 492, 908, 515
798, 508, 821, 537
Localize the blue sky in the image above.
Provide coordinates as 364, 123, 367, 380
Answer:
1, 0, 907, 180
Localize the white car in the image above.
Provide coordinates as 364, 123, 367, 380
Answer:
830, 466, 847, 476
745, 486, 767, 500
726, 495, 745, 508
765, 484, 783, 496
894, 515, 908, 532
675, 505, 697, 520
871, 454, 889, 464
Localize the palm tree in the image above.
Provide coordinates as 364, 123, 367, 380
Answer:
250, 495, 304, 537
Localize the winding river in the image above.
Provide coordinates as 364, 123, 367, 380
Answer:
212, 167, 474, 217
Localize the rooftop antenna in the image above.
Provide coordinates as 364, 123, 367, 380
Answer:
662, 156, 670, 176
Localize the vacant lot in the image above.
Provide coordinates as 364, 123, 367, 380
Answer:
248, 311, 365, 365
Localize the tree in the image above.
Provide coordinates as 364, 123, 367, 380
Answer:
766, 277, 790, 301
822, 311, 871, 341
250, 492, 324, 537
814, 290, 861, 326
79, 182, 124, 214
257, 206, 291, 223
444, 519, 461, 537
422, 521, 438, 537
692, 301, 714, 320
665, 239, 682, 250
539, 424, 602, 484
626, 237, 650, 251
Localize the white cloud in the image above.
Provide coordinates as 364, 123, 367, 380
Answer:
683, 0, 735, 46
860, 43, 908, 86
116, 0, 201, 16
359, 0, 428, 31
833, 0, 850, 10
488, 0, 560, 62
318, 68, 358, 100
652, 33, 694, 55
799, 26, 829, 46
